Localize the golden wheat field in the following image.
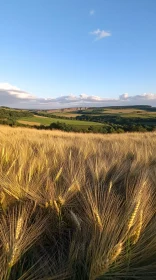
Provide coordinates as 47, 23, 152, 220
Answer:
0, 126, 156, 280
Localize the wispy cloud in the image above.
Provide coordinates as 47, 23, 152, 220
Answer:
0, 83, 156, 109
90, 29, 111, 40
90, 9, 95, 16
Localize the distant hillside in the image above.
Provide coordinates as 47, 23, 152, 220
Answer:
1, 105, 156, 134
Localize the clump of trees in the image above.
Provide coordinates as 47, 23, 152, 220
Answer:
34, 122, 155, 134
0, 108, 33, 119
0, 108, 33, 127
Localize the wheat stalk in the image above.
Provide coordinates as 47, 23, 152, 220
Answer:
90, 242, 123, 280
15, 216, 23, 240
128, 200, 141, 230
8, 245, 18, 268
58, 196, 65, 206
132, 210, 143, 244
70, 210, 81, 230
108, 181, 113, 194
93, 208, 103, 231
90, 259, 109, 280
54, 200, 60, 214
45, 201, 49, 208
108, 242, 123, 263
67, 181, 80, 194
54, 167, 63, 183
0, 191, 5, 205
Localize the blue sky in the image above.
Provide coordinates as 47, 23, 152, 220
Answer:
0, 0, 156, 108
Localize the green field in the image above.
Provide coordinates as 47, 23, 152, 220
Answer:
1, 106, 156, 133
100, 113, 156, 119
102, 108, 156, 119
43, 107, 156, 120
73, 108, 156, 117
18, 115, 104, 128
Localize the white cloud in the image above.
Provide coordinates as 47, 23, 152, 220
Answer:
90, 29, 111, 40
0, 83, 20, 91
90, 10, 95, 16
0, 83, 35, 100
119, 93, 129, 100
0, 83, 156, 109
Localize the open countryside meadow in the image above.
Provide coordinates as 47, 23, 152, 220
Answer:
18, 115, 104, 128
1, 106, 156, 134
0, 125, 156, 279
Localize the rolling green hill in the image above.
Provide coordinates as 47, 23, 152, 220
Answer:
1, 106, 156, 133
18, 115, 104, 128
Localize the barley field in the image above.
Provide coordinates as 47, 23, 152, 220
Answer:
0, 126, 156, 280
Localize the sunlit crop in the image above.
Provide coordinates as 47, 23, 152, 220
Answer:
0, 126, 156, 279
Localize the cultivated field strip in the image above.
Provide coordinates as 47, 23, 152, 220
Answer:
0, 126, 156, 279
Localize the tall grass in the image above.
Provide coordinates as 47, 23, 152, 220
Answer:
0, 126, 156, 279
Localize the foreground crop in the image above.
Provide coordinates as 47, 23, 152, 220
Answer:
0, 127, 156, 280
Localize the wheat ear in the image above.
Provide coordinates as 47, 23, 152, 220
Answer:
132, 210, 143, 244
128, 200, 140, 230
